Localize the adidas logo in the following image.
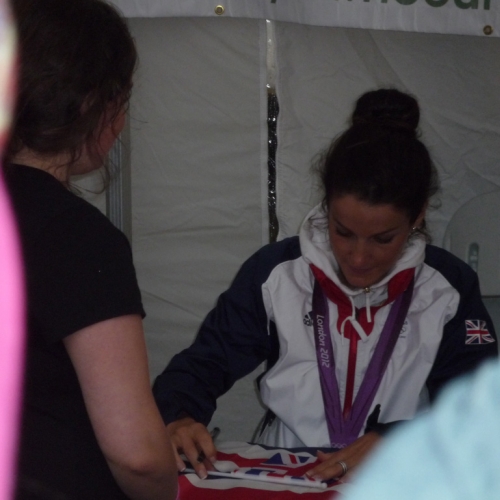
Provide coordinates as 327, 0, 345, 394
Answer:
303, 312, 313, 326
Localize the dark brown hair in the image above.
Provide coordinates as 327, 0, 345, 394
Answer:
6, 0, 137, 163
319, 88, 439, 226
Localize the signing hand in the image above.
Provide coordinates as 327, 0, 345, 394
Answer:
306, 432, 381, 482
166, 416, 217, 479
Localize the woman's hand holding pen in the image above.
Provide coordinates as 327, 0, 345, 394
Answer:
306, 432, 381, 482
166, 416, 219, 479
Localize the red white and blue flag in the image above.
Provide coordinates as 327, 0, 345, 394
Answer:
179, 442, 345, 499
465, 320, 495, 345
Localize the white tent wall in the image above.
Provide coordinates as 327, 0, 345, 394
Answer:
85, 2, 500, 442
127, 17, 269, 441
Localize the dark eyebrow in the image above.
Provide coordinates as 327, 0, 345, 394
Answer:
333, 217, 401, 238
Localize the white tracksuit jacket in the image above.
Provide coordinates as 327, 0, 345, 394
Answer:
154, 205, 497, 448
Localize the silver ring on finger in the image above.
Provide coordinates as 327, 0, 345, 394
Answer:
336, 460, 348, 478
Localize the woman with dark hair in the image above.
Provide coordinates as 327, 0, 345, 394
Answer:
152, 88, 497, 482
4, 1, 178, 498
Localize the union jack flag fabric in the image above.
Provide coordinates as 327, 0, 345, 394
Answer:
179, 441, 345, 499
465, 320, 495, 345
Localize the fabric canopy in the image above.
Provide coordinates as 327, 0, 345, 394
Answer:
110, 0, 498, 37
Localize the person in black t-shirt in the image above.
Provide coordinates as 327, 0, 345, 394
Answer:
5, 1, 178, 499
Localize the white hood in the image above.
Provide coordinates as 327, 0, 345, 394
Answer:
299, 203, 426, 310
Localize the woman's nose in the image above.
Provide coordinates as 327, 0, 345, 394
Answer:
348, 241, 371, 266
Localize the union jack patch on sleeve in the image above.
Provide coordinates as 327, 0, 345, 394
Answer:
465, 320, 495, 345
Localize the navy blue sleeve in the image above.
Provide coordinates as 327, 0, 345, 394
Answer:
153, 237, 302, 426
424, 246, 498, 402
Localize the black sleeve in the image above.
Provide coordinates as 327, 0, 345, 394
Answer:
26, 206, 145, 342
153, 237, 301, 426
424, 246, 498, 402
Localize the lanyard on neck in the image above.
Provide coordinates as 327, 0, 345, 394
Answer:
312, 277, 414, 448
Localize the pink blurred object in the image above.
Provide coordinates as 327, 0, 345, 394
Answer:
0, 175, 24, 499
0, 1, 23, 499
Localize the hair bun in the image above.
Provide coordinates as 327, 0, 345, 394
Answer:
352, 88, 420, 134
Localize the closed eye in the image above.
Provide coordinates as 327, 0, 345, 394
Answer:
373, 235, 395, 244
335, 227, 352, 238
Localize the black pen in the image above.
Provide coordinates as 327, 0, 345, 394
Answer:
210, 426, 221, 441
